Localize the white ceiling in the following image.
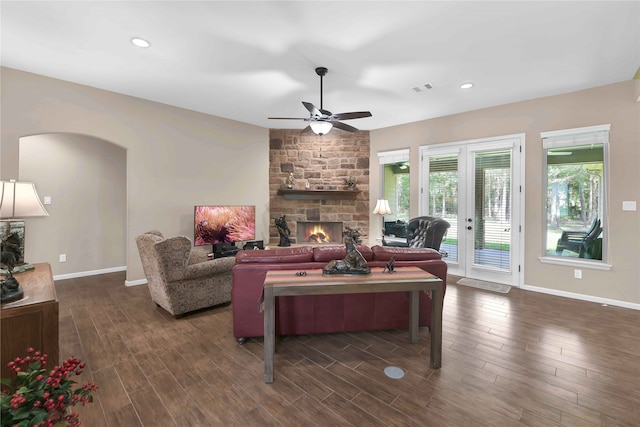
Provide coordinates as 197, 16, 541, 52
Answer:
2, 1, 639, 131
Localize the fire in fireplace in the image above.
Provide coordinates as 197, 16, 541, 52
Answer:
296, 222, 343, 244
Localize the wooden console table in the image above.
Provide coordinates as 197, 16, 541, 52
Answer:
1, 263, 58, 382
262, 266, 444, 383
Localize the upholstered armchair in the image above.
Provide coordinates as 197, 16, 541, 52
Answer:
384, 216, 450, 252
135, 230, 235, 318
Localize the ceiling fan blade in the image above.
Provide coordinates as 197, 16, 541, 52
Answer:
331, 111, 372, 121
301, 125, 313, 134
302, 101, 321, 117
268, 117, 307, 120
331, 121, 359, 133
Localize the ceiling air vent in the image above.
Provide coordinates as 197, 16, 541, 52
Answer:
412, 83, 434, 92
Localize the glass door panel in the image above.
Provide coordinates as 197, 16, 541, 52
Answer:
428, 154, 459, 262
470, 150, 512, 271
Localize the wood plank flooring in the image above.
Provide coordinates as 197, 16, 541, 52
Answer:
52, 272, 640, 426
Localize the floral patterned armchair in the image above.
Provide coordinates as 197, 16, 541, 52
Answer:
135, 230, 235, 318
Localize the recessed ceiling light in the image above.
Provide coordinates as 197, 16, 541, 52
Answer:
131, 37, 150, 48
460, 82, 474, 89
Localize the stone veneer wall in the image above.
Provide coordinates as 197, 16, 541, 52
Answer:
269, 129, 370, 245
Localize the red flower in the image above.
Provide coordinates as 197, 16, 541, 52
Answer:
1, 349, 98, 426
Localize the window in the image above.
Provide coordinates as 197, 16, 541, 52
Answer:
383, 164, 410, 222
378, 150, 410, 237
542, 125, 609, 261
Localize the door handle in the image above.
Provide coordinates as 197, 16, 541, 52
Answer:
467, 218, 473, 222
467, 226, 472, 230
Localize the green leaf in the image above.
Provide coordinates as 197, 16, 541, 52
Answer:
12, 410, 31, 420
32, 411, 48, 424
0, 378, 14, 387
16, 386, 32, 395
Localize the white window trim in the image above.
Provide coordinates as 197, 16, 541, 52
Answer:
378, 149, 410, 165
538, 255, 612, 270
541, 124, 610, 141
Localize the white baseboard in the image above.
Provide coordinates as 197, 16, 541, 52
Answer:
125, 278, 147, 287
53, 266, 127, 281
521, 284, 640, 310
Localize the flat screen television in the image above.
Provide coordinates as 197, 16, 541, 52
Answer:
194, 205, 256, 246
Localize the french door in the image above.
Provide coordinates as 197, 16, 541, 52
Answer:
420, 135, 524, 286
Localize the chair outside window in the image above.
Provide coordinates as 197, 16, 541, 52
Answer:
555, 218, 602, 259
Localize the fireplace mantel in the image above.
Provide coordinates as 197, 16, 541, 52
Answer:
277, 189, 361, 200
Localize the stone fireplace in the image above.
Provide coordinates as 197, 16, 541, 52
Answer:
296, 221, 343, 244
269, 129, 370, 245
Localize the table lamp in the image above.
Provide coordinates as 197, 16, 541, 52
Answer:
1, 180, 50, 303
372, 199, 392, 244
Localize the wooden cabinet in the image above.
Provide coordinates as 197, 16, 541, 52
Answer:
1, 263, 58, 381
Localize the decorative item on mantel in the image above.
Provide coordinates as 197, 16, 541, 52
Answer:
286, 172, 295, 189
323, 229, 370, 275
343, 175, 358, 190
275, 215, 291, 247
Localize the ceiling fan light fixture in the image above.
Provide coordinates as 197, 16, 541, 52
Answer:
309, 121, 333, 135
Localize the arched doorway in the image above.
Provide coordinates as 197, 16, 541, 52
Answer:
18, 133, 126, 278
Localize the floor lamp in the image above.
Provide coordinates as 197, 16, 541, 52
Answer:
372, 199, 392, 245
1, 180, 50, 303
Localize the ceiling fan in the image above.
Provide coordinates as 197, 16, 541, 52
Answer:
268, 67, 372, 135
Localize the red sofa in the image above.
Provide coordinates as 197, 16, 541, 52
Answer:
231, 245, 447, 343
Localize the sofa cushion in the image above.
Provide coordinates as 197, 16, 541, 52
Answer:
371, 245, 441, 261
235, 246, 314, 264
313, 245, 374, 262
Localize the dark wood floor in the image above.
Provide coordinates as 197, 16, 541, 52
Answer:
54, 272, 640, 426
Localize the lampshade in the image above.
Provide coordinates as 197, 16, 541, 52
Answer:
0, 180, 50, 219
309, 121, 333, 135
372, 199, 392, 215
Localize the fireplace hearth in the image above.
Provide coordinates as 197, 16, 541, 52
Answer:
296, 222, 343, 244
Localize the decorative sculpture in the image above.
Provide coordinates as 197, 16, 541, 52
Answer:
322, 234, 370, 275
286, 172, 295, 189
1, 232, 24, 303
344, 176, 358, 190
383, 256, 395, 273
275, 215, 291, 247
343, 226, 362, 244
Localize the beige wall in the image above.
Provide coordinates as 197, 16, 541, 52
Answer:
19, 134, 126, 276
1, 67, 269, 282
370, 80, 640, 306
